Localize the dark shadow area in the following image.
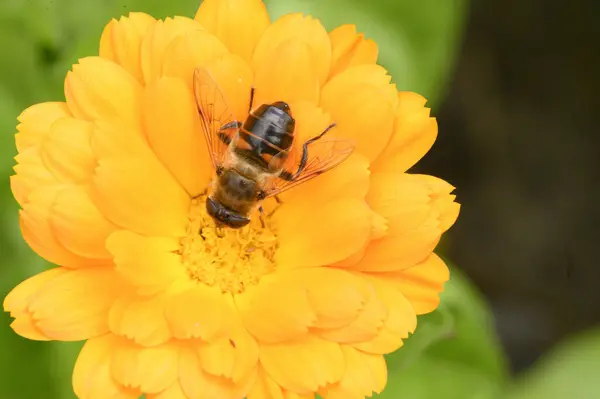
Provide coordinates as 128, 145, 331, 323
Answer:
415, 0, 600, 372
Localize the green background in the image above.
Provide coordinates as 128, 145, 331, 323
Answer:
1, 0, 598, 398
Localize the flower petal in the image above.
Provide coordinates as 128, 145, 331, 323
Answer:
356, 173, 460, 271
11, 150, 57, 206
65, 57, 142, 128
195, 0, 270, 62
107, 230, 185, 296
50, 185, 117, 260
320, 346, 386, 399
99, 12, 157, 83
255, 13, 331, 86
259, 335, 344, 394
15, 102, 71, 152
165, 285, 236, 341
317, 280, 387, 344
111, 340, 178, 394
73, 334, 140, 399
8, 267, 126, 341
90, 121, 190, 237
274, 198, 372, 269
196, 326, 259, 383
109, 294, 171, 347
254, 38, 320, 105
247, 366, 285, 399
329, 25, 378, 78
140, 17, 211, 85
204, 53, 254, 122
351, 275, 417, 354
372, 91, 438, 172
236, 273, 317, 343
147, 382, 187, 399
161, 28, 229, 87
179, 345, 255, 399
20, 186, 106, 268
384, 253, 450, 315
142, 77, 212, 197
39, 117, 96, 184
320, 65, 397, 162
4, 268, 66, 318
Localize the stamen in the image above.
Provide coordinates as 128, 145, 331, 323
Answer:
181, 197, 278, 294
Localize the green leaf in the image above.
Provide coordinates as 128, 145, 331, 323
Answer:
263, 0, 468, 107
505, 327, 600, 399
377, 267, 509, 399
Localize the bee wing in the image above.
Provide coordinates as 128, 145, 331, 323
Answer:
193, 66, 240, 167
264, 136, 356, 197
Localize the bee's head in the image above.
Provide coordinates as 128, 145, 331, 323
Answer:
205, 196, 250, 229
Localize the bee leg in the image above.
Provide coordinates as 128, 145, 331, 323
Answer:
279, 123, 337, 181
274, 195, 283, 204
249, 87, 256, 113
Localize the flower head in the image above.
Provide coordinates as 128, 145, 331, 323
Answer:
5, 0, 460, 398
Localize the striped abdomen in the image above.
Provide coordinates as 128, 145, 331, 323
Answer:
233, 102, 295, 172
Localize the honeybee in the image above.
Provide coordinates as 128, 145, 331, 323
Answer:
193, 67, 355, 229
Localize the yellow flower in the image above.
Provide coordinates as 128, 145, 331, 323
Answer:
5, 0, 460, 398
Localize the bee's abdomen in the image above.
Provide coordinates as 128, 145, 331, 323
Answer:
236, 111, 294, 170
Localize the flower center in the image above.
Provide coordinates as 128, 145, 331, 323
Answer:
180, 196, 278, 294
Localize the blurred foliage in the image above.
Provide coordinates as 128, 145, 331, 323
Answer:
1, 0, 598, 399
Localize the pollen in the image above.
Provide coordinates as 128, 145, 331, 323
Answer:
180, 197, 278, 294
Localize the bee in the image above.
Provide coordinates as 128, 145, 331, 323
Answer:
193, 67, 355, 229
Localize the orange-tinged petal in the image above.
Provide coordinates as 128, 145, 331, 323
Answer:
254, 38, 319, 105
65, 57, 142, 128
109, 294, 171, 347
165, 286, 236, 341
286, 268, 370, 330
329, 25, 378, 78
142, 77, 212, 197
351, 275, 417, 354
4, 267, 67, 318
320, 65, 397, 162
25, 267, 126, 341
356, 173, 460, 271
384, 253, 450, 315
90, 122, 190, 237
179, 346, 255, 399
107, 231, 185, 296
195, 0, 270, 62
39, 117, 96, 184
247, 366, 285, 399
111, 340, 178, 394
317, 281, 387, 344
15, 102, 70, 152
236, 273, 317, 343
147, 382, 187, 399
99, 13, 157, 83
320, 346, 387, 399
73, 334, 140, 399
140, 17, 208, 84
9, 315, 50, 341
372, 91, 438, 172
196, 326, 259, 383
274, 198, 372, 269
161, 28, 229, 87
254, 13, 331, 87
204, 53, 254, 122
11, 150, 57, 206
259, 335, 344, 394
20, 186, 106, 268
50, 185, 117, 260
